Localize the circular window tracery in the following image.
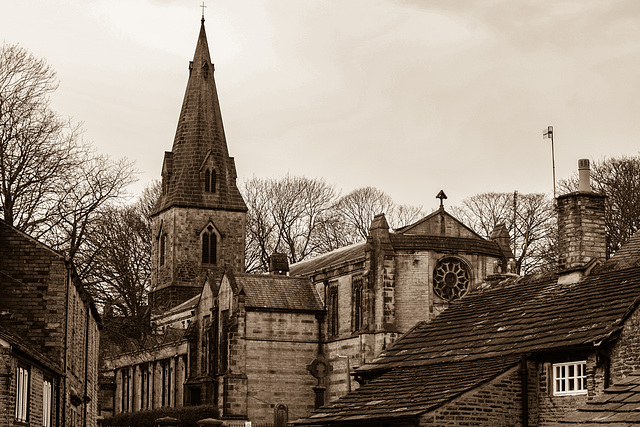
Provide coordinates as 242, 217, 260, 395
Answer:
433, 257, 471, 301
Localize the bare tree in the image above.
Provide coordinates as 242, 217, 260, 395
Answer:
43, 153, 137, 267
453, 192, 556, 274
0, 42, 138, 273
0, 42, 83, 234
243, 179, 425, 272
559, 155, 640, 257
82, 181, 160, 348
243, 175, 337, 272
334, 186, 424, 241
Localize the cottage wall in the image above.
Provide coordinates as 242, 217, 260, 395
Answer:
419, 366, 524, 426
0, 221, 100, 427
0, 351, 56, 427
607, 303, 640, 382
0, 227, 67, 367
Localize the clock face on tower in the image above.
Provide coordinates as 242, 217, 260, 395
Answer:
433, 257, 471, 301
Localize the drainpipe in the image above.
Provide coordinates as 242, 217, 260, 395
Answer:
62, 262, 71, 427
83, 306, 90, 426
520, 355, 529, 427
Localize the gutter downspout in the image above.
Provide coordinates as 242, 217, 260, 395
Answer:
520, 355, 529, 427
62, 262, 71, 427
83, 306, 90, 426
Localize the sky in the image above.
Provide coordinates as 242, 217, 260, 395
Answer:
2, 0, 640, 210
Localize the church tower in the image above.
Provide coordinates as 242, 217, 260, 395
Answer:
149, 17, 247, 314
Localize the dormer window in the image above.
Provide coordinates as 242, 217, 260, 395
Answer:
553, 361, 587, 396
204, 169, 216, 193
202, 225, 217, 264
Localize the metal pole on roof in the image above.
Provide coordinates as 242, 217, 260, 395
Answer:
543, 125, 556, 199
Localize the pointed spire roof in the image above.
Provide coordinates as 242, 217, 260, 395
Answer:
154, 18, 247, 215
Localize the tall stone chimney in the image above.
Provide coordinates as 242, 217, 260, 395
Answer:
556, 159, 606, 272
269, 253, 289, 275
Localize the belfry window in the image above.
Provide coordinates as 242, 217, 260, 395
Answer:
160, 234, 166, 266
204, 169, 216, 193
202, 226, 217, 264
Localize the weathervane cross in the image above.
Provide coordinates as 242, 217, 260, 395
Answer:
200, 2, 207, 20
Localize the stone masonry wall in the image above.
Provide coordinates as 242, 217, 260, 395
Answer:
65, 275, 101, 427
607, 304, 640, 383
534, 356, 600, 427
556, 193, 606, 269
150, 207, 246, 312
420, 366, 524, 426
0, 349, 53, 427
394, 251, 500, 332
244, 311, 319, 423
0, 222, 67, 367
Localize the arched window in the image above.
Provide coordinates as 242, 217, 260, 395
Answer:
202, 226, 217, 264
204, 169, 216, 193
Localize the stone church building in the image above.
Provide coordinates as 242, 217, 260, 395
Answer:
100, 17, 515, 425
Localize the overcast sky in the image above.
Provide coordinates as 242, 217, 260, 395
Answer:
3, 0, 640, 210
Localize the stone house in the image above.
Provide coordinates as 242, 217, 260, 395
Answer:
0, 219, 101, 427
294, 160, 640, 426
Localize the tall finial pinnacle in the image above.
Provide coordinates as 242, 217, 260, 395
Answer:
200, 2, 207, 22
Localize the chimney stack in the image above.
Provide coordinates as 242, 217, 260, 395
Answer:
578, 159, 591, 192
556, 159, 606, 273
269, 253, 289, 275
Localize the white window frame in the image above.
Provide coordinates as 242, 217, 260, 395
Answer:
43, 378, 52, 427
16, 366, 29, 422
553, 361, 587, 396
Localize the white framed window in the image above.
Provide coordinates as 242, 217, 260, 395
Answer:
43, 379, 53, 427
16, 366, 29, 422
553, 361, 587, 395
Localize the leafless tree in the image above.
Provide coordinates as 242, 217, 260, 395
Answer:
243, 175, 337, 272
334, 186, 424, 241
243, 179, 425, 272
0, 42, 83, 234
43, 153, 137, 266
559, 155, 640, 257
83, 181, 160, 348
453, 192, 556, 274
0, 42, 137, 272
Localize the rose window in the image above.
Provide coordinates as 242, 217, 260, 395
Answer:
433, 258, 471, 301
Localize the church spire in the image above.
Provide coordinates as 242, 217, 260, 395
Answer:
154, 18, 247, 215
149, 18, 248, 313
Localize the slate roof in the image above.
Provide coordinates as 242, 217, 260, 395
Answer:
153, 19, 246, 215
289, 242, 366, 277
555, 372, 640, 425
298, 262, 640, 424
233, 273, 324, 312
295, 356, 519, 425
360, 265, 640, 373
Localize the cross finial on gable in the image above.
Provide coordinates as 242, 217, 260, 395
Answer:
436, 190, 448, 209
200, 2, 207, 21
